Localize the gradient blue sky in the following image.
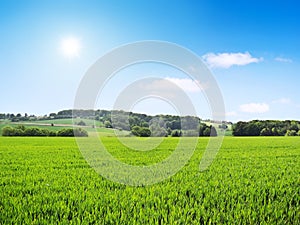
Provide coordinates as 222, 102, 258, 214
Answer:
1, 0, 299, 121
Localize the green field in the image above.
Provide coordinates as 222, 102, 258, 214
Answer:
24, 118, 103, 127
0, 119, 122, 137
0, 136, 299, 224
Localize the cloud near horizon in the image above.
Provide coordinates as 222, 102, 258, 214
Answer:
202, 52, 263, 69
239, 103, 269, 113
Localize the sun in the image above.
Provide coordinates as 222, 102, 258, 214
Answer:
60, 37, 81, 58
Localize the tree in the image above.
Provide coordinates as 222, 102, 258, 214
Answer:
2, 126, 15, 136
285, 130, 297, 136
171, 130, 182, 137
57, 128, 74, 137
260, 128, 272, 136
74, 128, 89, 137
210, 126, 217, 136
131, 126, 141, 136
139, 127, 151, 137
77, 120, 86, 126
203, 127, 211, 136
131, 126, 151, 137
104, 120, 112, 128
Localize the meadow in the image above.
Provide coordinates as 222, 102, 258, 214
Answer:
0, 136, 299, 224
0, 119, 124, 137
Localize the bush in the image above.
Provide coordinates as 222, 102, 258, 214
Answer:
48, 130, 57, 137
171, 130, 182, 137
2, 126, 17, 136
57, 129, 75, 137
1, 126, 88, 137
131, 126, 151, 137
77, 120, 86, 126
57, 128, 88, 137
74, 128, 88, 137
285, 130, 297, 136
24, 127, 47, 136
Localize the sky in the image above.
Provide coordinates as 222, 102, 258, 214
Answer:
0, 0, 300, 122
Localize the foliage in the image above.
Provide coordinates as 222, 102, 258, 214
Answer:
77, 120, 86, 126
171, 129, 182, 137
233, 120, 300, 136
199, 123, 217, 136
1, 126, 88, 137
131, 126, 151, 137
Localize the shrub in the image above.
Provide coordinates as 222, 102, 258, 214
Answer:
171, 130, 182, 137
1, 126, 88, 137
2, 126, 16, 136
77, 120, 86, 126
74, 128, 88, 137
57, 129, 75, 137
285, 130, 297, 136
131, 126, 151, 137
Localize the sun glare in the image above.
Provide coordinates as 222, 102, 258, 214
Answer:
60, 37, 81, 58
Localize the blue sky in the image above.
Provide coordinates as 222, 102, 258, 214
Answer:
0, 0, 299, 121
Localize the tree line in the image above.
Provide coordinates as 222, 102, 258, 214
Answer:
232, 120, 300, 136
1, 109, 230, 137
2, 126, 88, 137
51, 110, 222, 137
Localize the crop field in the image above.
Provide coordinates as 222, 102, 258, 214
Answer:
0, 136, 299, 224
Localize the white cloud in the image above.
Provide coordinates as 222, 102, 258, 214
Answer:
239, 103, 269, 113
272, 98, 291, 104
202, 52, 263, 69
165, 77, 206, 93
275, 57, 292, 63
141, 77, 206, 96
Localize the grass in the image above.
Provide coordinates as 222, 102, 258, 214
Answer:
0, 119, 121, 137
0, 136, 299, 224
25, 118, 103, 127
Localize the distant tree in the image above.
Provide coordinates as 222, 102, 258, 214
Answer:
2, 126, 16, 136
77, 120, 86, 126
74, 128, 88, 137
167, 127, 172, 135
199, 123, 209, 136
131, 126, 141, 136
131, 126, 151, 137
210, 126, 217, 137
149, 117, 167, 137
203, 127, 211, 136
24, 127, 47, 136
139, 127, 151, 137
48, 130, 57, 137
271, 127, 279, 136
260, 128, 272, 136
141, 121, 149, 128
49, 113, 56, 118
285, 130, 297, 136
219, 124, 228, 130
57, 128, 74, 137
171, 130, 181, 137
16, 125, 26, 131
104, 120, 112, 128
